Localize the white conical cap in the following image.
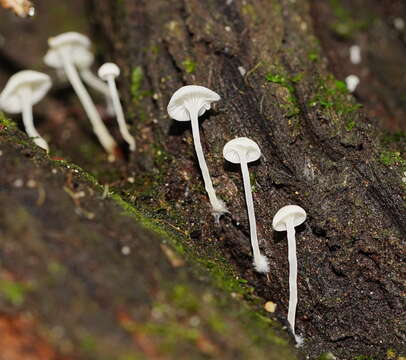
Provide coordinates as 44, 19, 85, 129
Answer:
167, 85, 220, 122
44, 32, 92, 69
0, 70, 52, 113
223, 137, 261, 164
272, 205, 307, 231
98, 62, 120, 80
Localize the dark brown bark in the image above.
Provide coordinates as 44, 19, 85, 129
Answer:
88, 0, 405, 359
0, 122, 296, 359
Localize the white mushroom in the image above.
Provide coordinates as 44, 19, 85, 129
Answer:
167, 85, 227, 220
223, 137, 269, 273
44, 32, 117, 160
0, 70, 51, 151
272, 205, 307, 345
349, 45, 361, 65
98, 62, 135, 151
49, 43, 115, 116
345, 74, 360, 93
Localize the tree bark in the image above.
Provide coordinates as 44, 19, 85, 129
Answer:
0, 119, 296, 359
88, 0, 405, 359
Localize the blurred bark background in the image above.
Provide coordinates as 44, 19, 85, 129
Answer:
0, 0, 404, 359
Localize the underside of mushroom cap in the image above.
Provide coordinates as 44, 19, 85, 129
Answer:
167, 85, 220, 121
98, 62, 120, 80
48, 32, 90, 50
272, 205, 307, 231
45, 32, 92, 69
223, 137, 261, 164
0, 70, 51, 113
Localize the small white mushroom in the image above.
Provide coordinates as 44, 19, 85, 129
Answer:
98, 62, 135, 151
349, 45, 361, 64
0, 70, 51, 151
345, 74, 360, 93
272, 205, 307, 345
223, 137, 269, 273
167, 85, 227, 220
393, 18, 404, 31
44, 32, 117, 160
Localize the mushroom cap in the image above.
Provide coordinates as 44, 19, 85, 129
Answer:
223, 137, 261, 164
98, 62, 120, 80
272, 205, 307, 231
44, 32, 92, 69
0, 70, 52, 113
167, 85, 220, 122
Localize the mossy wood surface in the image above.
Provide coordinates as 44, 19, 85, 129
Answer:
89, 0, 405, 358
0, 0, 405, 359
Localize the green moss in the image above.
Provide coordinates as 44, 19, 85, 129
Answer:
381, 131, 406, 145
118, 354, 144, 360
242, 4, 257, 22
148, 44, 160, 58
379, 151, 406, 167
345, 119, 357, 131
318, 353, 337, 360
0, 278, 29, 306
265, 72, 301, 118
0, 113, 17, 130
80, 335, 97, 353
309, 75, 362, 122
353, 356, 376, 360
182, 59, 197, 74
130, 66, 153, 105
328, 0, 373, 38
308, 51, 319, 62
170, 285, 199, 312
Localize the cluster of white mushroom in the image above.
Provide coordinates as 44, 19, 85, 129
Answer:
168, 85, 307, 345
0, 32, 135, 159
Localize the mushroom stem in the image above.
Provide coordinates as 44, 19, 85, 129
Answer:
188, 105, 227, 219
80, 68, 110, 97
286, 215, 299, 341
80, 68, 115, 115
59, 49, 116, 157
240, 153, 259, 257
19, 87, 49, 152
104, 74, 135, 151
239, 152, 268, 272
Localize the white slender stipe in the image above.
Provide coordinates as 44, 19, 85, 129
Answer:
167, 85, 227, 220
0, 70, 51, 152
44, 32, 117, 160
50, 44, 115, 116
98, 62, 135, 151
273, 205, 307, 345
223, 137, 269, 273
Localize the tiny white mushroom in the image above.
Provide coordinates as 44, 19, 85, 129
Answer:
44, 32, 117, 159
272, 205, 307, 345
223, 137, 269, 273
98, 62, 135, 151
167, 85, 227, 219
345, 74, 360, 93
349, 45, 361, 64
393, 18, 404, 31
0, 70, 51, 151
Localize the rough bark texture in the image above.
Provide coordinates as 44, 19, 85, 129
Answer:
0, 119, 296, 360
0, 0, 405, 359
89, 0, 405, 358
